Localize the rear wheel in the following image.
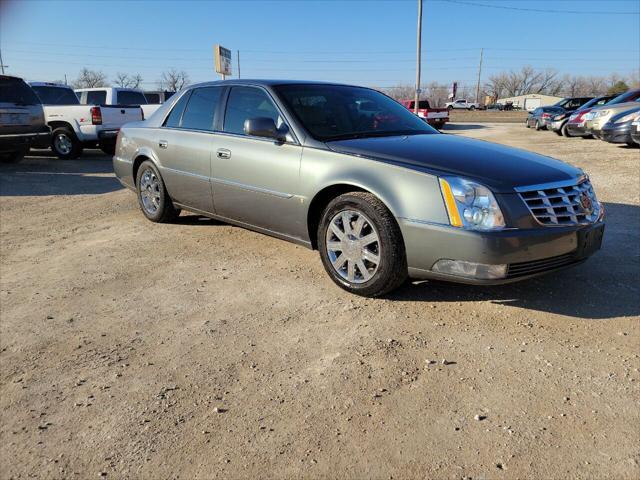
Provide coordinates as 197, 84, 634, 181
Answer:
135, 160, 180, 223
469, 106, 476, 111
51, 127, 82, 159
535, 120, 543, 131
318, 192, 407, 297
561, 123, 571, 137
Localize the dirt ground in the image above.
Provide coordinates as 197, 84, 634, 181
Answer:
1, 124, 638, 480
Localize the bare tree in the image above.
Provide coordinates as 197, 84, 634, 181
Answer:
129, 74, 143, 89
159, 69, 189, 91
72, 68, 109, 88
113, 72, 144, 89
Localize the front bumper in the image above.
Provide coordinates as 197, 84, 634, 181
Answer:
565, 122, 589, 137
399, 219, 605, 284
600, 122, 633, 144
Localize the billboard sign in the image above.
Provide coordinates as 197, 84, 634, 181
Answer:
214, 44, 232, 77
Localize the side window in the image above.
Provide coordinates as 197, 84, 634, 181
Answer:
75, 91, 84, 103
180, 87, 221, 131
163, 91, 192, 128
86, 90, 106, 105
223, 86, 280, 135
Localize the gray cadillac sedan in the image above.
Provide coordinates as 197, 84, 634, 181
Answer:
113, 80, 604, 297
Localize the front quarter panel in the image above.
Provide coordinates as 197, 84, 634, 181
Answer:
300, 147, 449, 225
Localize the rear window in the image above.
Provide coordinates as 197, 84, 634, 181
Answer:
144, 93, 160, 104
85, 90, 106, 105
180, 87, 221, 131
0, 77, 40, 105
117, 90, 148, 105
32, 86, 79, 105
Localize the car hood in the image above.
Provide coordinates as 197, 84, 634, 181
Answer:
326, 133, 582, 193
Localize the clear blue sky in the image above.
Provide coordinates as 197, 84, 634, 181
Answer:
1, 0, 638, 90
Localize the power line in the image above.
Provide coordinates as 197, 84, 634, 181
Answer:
439, 0, 638, 15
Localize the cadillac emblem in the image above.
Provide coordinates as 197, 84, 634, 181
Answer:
579, 192, 593, 214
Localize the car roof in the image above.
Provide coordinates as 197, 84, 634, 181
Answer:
186, 79, 362, 89
29, 82, 70, 88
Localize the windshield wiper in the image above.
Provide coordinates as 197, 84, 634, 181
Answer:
326, 130, 425, 141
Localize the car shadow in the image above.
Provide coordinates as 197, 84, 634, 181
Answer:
442, 123, 486, 131
388, 202, 640, 320
0, 150, 123, 196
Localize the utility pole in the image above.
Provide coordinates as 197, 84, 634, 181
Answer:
237, 50, 241, 79
475, 48, 484, 104
0, 46, 7, 74
64, 74, 68, 85
414, 0, 423, 114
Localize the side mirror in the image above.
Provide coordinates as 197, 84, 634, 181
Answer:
244, 117, 288, 142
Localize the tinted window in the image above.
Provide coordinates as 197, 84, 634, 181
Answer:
276, 84, 435, 141
32, 86, 79, 105
164, 91, 175, 101
164, 91, 192, 128
418, 100, 430, 109
118, 90, 148, 105
180, 87, 221, 131
144, 93, 160, 103
224, 87, 280, 135
86, 90, 106, 105
0, 77, 40, 104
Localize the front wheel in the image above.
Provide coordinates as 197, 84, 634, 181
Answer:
469, 106, 475, 111
135, 160, 180, 223
535, 121, 543, 131
318, 192, 407, 297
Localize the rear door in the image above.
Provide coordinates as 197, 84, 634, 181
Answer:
154, 87, 222, 213
211, 85, 304, 237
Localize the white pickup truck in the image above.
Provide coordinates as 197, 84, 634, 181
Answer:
29, 82, 143, 158
445, 99, 480, 111
75, 87, 162, 119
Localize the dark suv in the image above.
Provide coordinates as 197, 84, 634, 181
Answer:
0, 75, 50, 163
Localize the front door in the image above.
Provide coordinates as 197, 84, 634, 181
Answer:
211, 86, 304, 239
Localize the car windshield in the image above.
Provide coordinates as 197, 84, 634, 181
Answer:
275, 84, 436, 141
32, 86, 80, 105
607, 89, 640, 106
0, 76, 41, 105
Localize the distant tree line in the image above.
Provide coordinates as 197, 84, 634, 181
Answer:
70, 67, 190, 91
379, 67, 639, 106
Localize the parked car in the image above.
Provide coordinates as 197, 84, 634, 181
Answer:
631, 114, 640, 145
144, 91, 175, 104
547, 97, 595, 136
599, 105, 640, 146
75, 87, 162, 119
564, 95, 616, 138
583, 89, 640, 138
486, 103, 504, 111
30, 82, 143, 158
114, 80, 604, 297
0, 75, 50, 163
445, 99, 480, 110
525, 106, 564, 130
400, 99, 449, 129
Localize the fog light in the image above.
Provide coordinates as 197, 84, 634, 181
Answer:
432, 259, 508, 280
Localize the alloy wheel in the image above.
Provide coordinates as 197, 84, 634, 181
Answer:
54, 134, 72, 155
139, 168, 161, 215
325, 209, 380, 284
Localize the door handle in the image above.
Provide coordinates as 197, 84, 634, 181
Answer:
217, 148, 231, 159
159, 140, 168, 149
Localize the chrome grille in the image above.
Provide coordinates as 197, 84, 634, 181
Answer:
518, 179, 600, 226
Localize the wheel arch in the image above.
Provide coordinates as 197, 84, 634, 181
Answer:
306, 182, 397, 250
132, 147, 162, 185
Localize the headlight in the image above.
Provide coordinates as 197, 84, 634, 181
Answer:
595, 110, 610, 118
554, 114, 567, 121
614, 111, 640, 124
439, 176, 505, 230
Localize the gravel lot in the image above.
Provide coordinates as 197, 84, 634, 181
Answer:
1, 124, 638, 479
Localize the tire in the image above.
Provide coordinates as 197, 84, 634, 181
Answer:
561, 124, 571, 137
535, 121, 543, 131
0, 147, 27, 164
318, 192, 408, 297
135, 160, 179, 223
469, 106, 476, 111
51, 127, 83, 159
447, 106, 453, 111
525, 121, 531, 128
554, 129, 563, 136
